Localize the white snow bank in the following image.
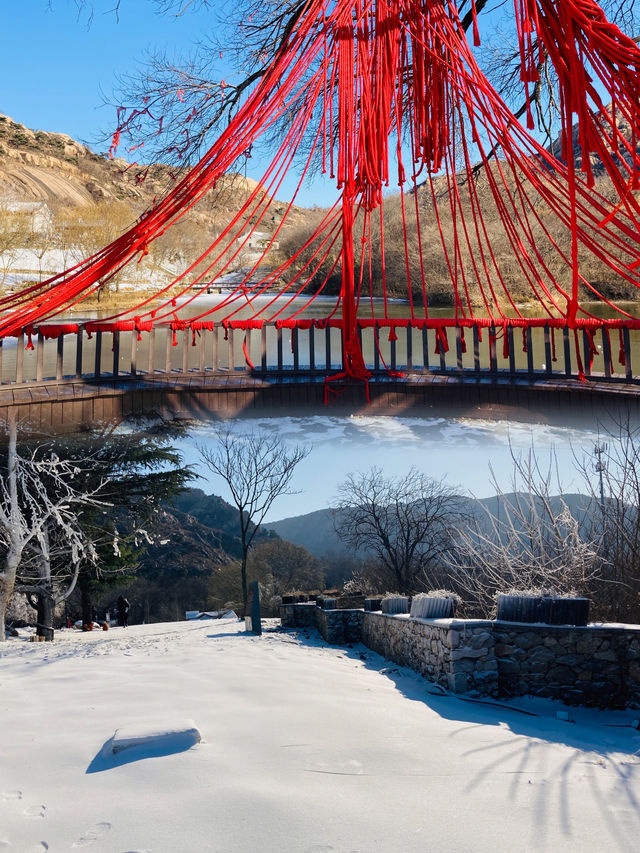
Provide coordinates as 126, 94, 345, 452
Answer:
108, 720, 202, 755
1, 619, 640, 852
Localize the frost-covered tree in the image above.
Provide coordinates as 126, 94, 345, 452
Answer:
0, 415, 108, 641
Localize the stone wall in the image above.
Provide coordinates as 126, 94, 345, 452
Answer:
280, 603, 640, 707
494, 622, 640, 707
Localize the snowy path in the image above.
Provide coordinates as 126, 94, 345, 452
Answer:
1, 619, 640, 852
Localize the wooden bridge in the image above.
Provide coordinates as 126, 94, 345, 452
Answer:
2, 319, 640, 433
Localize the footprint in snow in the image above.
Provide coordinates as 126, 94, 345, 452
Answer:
23, 805, 47, 819
72, 822, 111, 847
26, 844, 48, 852
1, 791, 22, 802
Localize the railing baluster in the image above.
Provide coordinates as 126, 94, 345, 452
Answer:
16, 334, 24, 384
623, 327, 632, 380
245, 330, 252, 372
455, 326, 463, 372
582, 329, 592, 378
439, 331, 447, 372
602, 327, 612, 379
261, 325, 267, 372
95, 331, 102, 379
309, 325, 315, 371
473, 326, 480, 372
407, 326, 413, 371
0, 339, 4, 384
182, 330, 189, 374
130, 330, 138, 377
58, 334, 65, 381
199, 329, 206, 373
36, 332, 44, 382
112, 331, 120, 378
390, 332, 397, 371
212, 325, 219, 372
277, 328, 283, 371
374, 327, 380, 372
293, 327, 299, 371
148, 327, 156, 375
526, 328, 534, 376
165, 329, 172, 375
228, 328, 235, 372
422, 327, 429, 371
75, 330, 82, 379
563, 327, 571, 377
489, 325, 497, 374
544, 325, 552, 376
508, 327, 516, 374
325, 326, 331, 371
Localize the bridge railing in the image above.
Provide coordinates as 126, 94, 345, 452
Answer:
0, 320, 638, 386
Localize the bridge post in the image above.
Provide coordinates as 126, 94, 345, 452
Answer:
526, 328, 534, 375
473, 326, 480, 373
228, 328, 235, 372
164, 329, 172, 374
406, 326, 413, 371
455, 326, 463, 372
261, 325, 267, 373
309, 326, 315, 371
582, 329, 591, 378
57, 334, 64, 381
198, 329, 205, 373
277, 327, 283, 371
293, 327, 299, 371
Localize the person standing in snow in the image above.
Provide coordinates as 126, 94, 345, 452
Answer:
117, 596, 130, 628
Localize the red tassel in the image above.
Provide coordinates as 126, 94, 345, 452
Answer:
619, 328, 626, 366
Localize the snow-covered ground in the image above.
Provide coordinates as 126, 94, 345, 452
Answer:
1, 619, 640, 852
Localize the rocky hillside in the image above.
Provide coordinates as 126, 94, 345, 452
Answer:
0, 113, 295, 226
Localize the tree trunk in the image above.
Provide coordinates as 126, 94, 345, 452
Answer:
241, 551, 248, 617
36, 588, 55, 641
81, 586, 92, 627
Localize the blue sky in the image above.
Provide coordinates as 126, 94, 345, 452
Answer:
2, 2, 221, 149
